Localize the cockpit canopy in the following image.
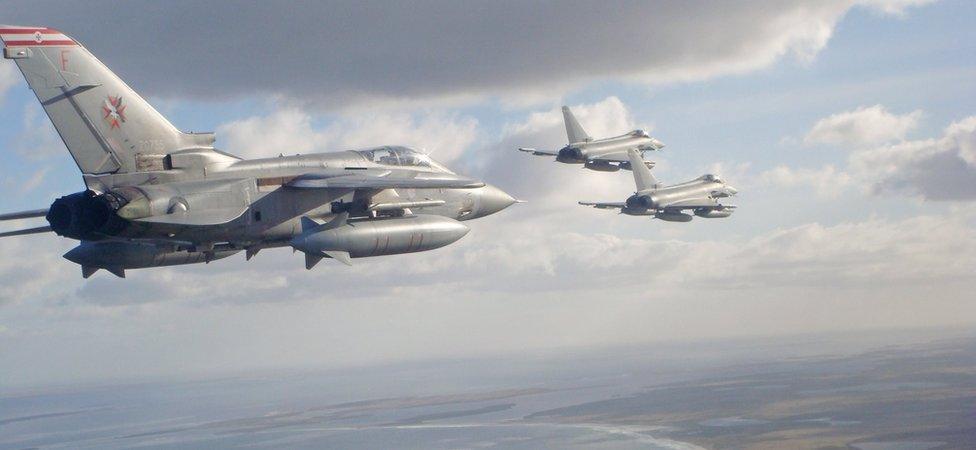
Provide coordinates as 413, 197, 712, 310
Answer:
631, 129, 650, 138
354, 146, 452, 173
700, 174, 724, 184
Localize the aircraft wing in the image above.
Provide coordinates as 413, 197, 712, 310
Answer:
588, 151, 632, 163
133, 207, 249, 226
0, 209, 48, 221
578, 201, 626, 210
287, 170, 484, 190
518, 147, 559, 157
590, 148, 660, 164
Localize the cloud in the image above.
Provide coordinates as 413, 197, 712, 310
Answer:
760, 165, 852, 199
471, 97, 639, 205
0, 0, 934, 109
783, 109, 975, 202
216, 107, 478, 164
452, 213, 976, 293
0, 236, 76, 306
720, 213, 976, 287
15, 209, 975, 308
857, 0, 938, 16
804, 105, 923, 147
0, 62, 19, 105
13, 102, 64, 161
849, 116, 976, 200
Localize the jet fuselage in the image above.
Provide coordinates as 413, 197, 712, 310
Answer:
67, 147, 514, 248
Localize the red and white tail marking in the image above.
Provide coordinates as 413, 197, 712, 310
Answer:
0, 26, 76, 47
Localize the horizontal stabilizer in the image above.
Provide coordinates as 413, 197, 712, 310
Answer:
133, 207, 247, 226
0, 225, 52, 238
0, 209, 48, 221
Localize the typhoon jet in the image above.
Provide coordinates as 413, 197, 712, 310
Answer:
0, 26, 517, 278
518, 106, 665, 172
579, 149, 737, 222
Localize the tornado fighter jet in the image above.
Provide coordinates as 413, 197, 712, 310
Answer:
0, 26, 517, 278
518, 106, 664, 172
579, 150, 737, 222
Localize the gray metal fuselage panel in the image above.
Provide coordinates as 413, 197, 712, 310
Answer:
570, 135, 655, 157
97, 150, 479, 247
640, 180, 724, 209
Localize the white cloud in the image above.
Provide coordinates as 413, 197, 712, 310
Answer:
0, 61, 19, 105
18, 168, 49, 194
13, 103, 64, 161
760, 164, 852, 199
857, 0, 938, 17
0, 236, 77, 306
849, 115, 976, 200
785, 110, 976, 201
473, 97, 640, 206
804, 105, 923, 147
0, 1, 937, 109
216, 107, 478, 164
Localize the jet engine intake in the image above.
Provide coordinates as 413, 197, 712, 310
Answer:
556, 146, 585, 163
625, 194, 655, 210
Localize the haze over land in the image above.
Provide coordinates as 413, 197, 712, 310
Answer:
0, 0, 974, 396
3, 329, 974, 449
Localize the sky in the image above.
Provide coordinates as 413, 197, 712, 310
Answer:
1, 0, 975, 388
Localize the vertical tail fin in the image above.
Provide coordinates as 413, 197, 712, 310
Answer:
1, 26, 216, 176
627, 149, 658, 191
562, 106, 591, 144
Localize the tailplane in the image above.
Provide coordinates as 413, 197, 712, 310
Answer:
562, 106, 591, 144
1, 26, 216, 176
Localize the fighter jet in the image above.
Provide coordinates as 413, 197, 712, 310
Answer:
579, 149, 737, 222
0, 26, 517, 278
518, 106, 664, 172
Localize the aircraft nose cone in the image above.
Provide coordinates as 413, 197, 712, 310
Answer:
475, 184, 517, 218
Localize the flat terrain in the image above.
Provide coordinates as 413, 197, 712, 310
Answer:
526, 338, 976, 449
2, 331, 973, 449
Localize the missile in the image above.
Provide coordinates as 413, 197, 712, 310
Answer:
290, 213, 469, 269
367, 199, 446, 212
63, 241, 239, 278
